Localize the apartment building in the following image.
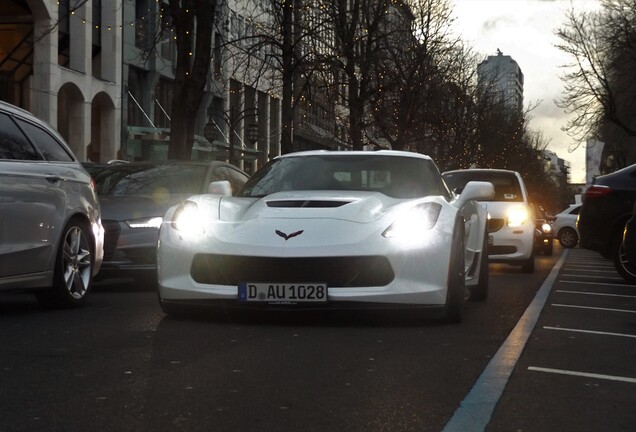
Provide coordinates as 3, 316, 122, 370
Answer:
477, 49, 524, 113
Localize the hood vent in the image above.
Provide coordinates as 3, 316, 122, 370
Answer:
267, 200, 350, 208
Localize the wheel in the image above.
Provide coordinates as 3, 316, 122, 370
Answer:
613, 232, 636, 284
444, 220, 466, 323
521, 252, 535, 273
470, 228, 489, 301
36, 219, 94, 308
558, 227, 578, 248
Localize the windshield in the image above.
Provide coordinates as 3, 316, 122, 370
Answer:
443, 171, 523, 202
239, 154, 450, 200
94, 164, 208, 197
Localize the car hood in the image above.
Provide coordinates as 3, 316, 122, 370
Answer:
215, 191, 414, 224
99, 194, 192, 221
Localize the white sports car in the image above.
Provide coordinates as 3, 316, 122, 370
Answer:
157, 151, 494, 322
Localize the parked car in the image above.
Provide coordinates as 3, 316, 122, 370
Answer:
532, 204, 553, 255
578, 164, 636, 283
157, 150, 494, 322
0, 100, 104, 307
552, 203, 581, 248
93, 160, 249, 283
443, 168, 535, 272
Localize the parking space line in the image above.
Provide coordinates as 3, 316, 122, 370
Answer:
555, 290, 636, 299
543, 326, 636, 339
552, 304, 636, 314
560, 280, 635, 287
561, 269, 620, 274
560, 274, 625, 281
528, 367, 636, 384
442, 250, 569, 432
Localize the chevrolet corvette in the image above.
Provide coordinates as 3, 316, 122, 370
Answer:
157, 151, 494, 322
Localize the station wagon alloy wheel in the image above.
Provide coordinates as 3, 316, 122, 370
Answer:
62, 225, 93, 299
38, 221, 94, 308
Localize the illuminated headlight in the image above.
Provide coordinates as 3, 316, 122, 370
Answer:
541, 223, 552, 234
126, 216, 163, 229
507, 206, 529, 227
383, 203, 442, 238
171, 201, 205, 234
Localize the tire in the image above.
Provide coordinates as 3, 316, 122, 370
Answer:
470, 228, 489, 301
444, 221, 466, 323
36, 219, 94, 308
613, 232, 636, 284
521, 251, 535, 273
558, 227, 578, 248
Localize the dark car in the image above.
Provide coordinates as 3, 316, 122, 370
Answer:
93, 160, 249, 283
578, 163, 636, 283
532, 204, 553, 256
619, 204, 636, 283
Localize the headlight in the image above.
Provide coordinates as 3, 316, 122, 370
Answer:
507, 206, 529, 227
171, 201, 205, 234
383, 203, 442, 238
541, 223, 552, 234
126, 216, 163, 229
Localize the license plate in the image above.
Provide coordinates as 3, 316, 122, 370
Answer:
238, 282, 328, 304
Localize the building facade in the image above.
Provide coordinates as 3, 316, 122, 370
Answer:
0, 0, 122, 162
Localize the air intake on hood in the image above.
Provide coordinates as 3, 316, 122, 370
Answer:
266, 200, 350, 208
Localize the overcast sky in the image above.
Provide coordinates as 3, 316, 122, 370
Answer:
453, 0, 602, 184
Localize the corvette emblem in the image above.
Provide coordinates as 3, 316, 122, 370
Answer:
275, 229, 304, 241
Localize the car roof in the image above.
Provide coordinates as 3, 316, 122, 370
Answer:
276, 150, 433, 161
0, 100, 70, 147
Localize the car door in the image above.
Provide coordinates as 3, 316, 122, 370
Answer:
0, 112, 68, 279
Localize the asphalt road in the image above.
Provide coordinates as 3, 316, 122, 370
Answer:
0, 246, 634, 432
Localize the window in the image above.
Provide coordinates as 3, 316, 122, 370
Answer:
16, 119, 73, 162
0, 113, 40, 160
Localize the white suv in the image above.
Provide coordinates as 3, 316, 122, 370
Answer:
553, 203, 581, 248
443, 169, 535, 272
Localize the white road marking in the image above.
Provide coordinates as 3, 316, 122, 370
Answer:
560, 280, 635, 287
528, 367, 636, 384
560, 274, 625, 281
552, 303, 636, 314
443, 250, 569, 432
543, 326, 636, 339
555, 290, 636, 299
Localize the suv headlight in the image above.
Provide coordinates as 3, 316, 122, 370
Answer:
507, 206, 529, 228
126, 216, 163, 229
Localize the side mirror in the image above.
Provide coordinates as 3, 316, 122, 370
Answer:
208, 180, 232, 196
454, 181, 494, 207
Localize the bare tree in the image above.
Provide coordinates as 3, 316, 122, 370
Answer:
556, 0, 636, 144
166, 0, 216, 160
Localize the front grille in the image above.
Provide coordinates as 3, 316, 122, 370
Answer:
490, 245, 516, 255
102, 220, 121, 260
191, 254, 395, 287
488, 218, 505, 233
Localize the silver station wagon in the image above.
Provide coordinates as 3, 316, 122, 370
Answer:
0, 100, 104, 307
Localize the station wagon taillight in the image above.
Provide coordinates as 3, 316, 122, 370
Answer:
583, 185, 612, 200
